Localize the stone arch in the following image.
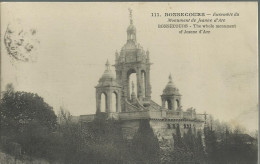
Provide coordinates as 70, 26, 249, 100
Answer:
127, 68, 137, 77
174, 99, 180, 110
100, 92, 107, 112
127, 68, 137, 99
166, 99, 172, 110
130, 34, 134, 39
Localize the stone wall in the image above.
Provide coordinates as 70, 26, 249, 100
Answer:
120, 120, 141, 140
120, 118, 204, 149
0, 151, 51, 164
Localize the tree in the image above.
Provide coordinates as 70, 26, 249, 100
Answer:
193, 130, 205, 163
57, 107, 72, 125
1, 89, 57, 134
5, 83, 15, 93
174, 124, 183, 148
0, 84, 57, 157
183, 127, 195, 151
170, 126, 205, 163
131, 120, 160, 164
204, 125, 218, 162
59, 115, 131, 164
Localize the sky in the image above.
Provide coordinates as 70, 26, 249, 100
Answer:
1, 2, 258, 132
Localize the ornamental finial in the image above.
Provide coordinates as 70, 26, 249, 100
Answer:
128, 8, 133, 24
105, 59, 110, 70
169, 73, 173, 82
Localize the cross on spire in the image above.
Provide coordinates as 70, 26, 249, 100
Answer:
105, 59, 110, 71
128, 8, 133, 24
169, 73, 173, 82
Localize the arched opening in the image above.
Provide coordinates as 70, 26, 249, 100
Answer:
111, 92, 117, 112
166, 100, 172, 110
100, 93, 106, 112
141, 70, 146, 98
127, 69, 137, 99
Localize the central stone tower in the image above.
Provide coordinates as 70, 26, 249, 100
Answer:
80, 9, 205, 150
114, 9, 152, 111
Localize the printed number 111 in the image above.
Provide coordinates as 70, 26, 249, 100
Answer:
151, 13, 160, 17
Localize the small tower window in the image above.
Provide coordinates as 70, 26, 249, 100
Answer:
175, 99, 180, 110
111, 92, 117, 112
100, 93, 106, 112
167, 124, 171, 129
127, 69, 137, 99
166, 100, 172, 110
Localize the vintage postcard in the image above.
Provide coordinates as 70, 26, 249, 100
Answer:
0, 2, 258, 164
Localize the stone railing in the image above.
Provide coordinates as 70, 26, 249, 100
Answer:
134, 98, 148, 111
108, 112, 119, 120
150, 100, 162, 110
149, 110, 165, 119
165, 110, 183, 119
79, 114, 96, 122
125, 99, 140, 111
195, 114, 205, 121
118, 111, 150, 120
183, 112, 193, 119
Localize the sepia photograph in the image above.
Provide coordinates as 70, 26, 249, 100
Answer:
0, 2, 258, 164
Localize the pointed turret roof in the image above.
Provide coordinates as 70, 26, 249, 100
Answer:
162, 74, 181, 95
96, 60, 120, 88
101, 59, 114, 79
127, 8, 136, 32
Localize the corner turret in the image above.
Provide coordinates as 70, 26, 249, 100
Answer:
161, 74, 182, 110
95, 60, 122, 113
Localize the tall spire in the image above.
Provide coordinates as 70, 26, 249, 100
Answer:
105, 59, 110, 71
127, 8, 136, 41
169, 73, 173, 82
128, 8, 133, 25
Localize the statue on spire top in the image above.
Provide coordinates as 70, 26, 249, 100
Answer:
128, 8, 133, 24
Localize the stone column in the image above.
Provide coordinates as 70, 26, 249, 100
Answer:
122, 70, 129, 100
117, 91, 121, 112
178, 97, 182, 107
121, 89, 125, 112
145, 66, 151, 99
107, 90, 112, 113
161, 99, 166, 108
136, 69, 142, 100
141, 71, 145, 99
171, 98, 175, 110
96, 91, 101, 113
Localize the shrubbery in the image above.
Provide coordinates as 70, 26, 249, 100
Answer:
0, 85, 258, 164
